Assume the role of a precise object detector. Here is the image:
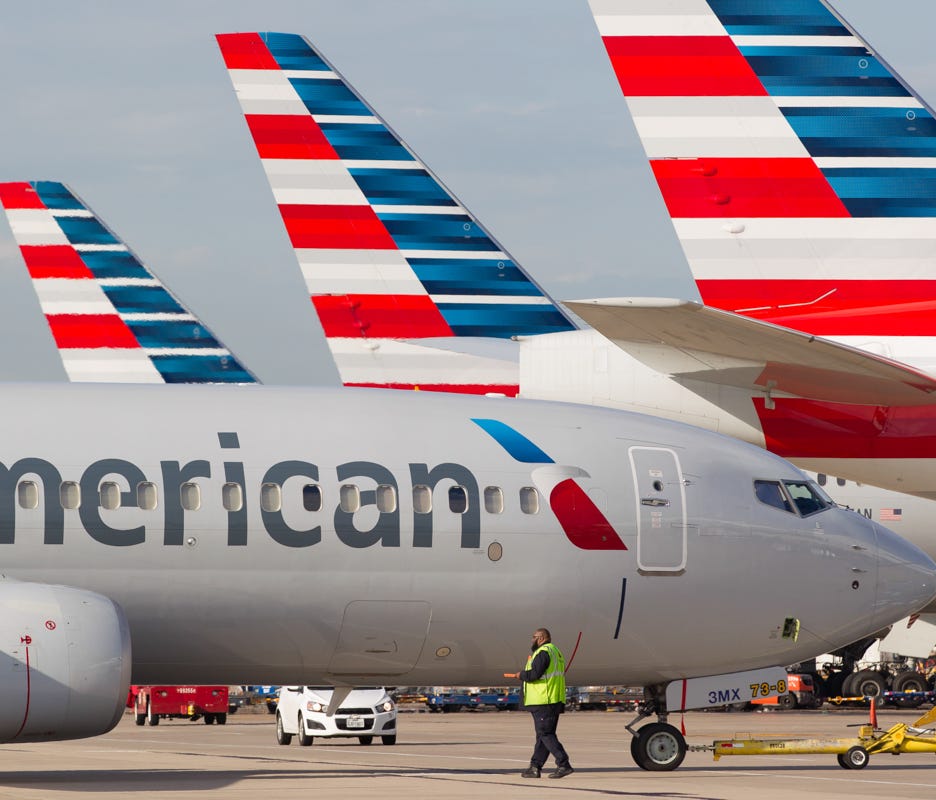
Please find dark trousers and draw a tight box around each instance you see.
[529,705,571,769]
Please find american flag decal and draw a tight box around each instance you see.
[880,508,903,522]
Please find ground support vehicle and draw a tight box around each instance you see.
[882,690,936,709]
[697,705,936,769]
[276,687,397,746]
[424,690,475,713]
[134,686,229,726]
[473,689,521,710]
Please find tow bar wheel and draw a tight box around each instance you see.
[631,722,687,771]
[837,745,869,770]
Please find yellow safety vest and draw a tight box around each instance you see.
[523,642,566,705]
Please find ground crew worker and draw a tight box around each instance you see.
[504,627,574,779]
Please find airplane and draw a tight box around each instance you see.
[578,0,936,498]
[0,25,932,775]
[0,380,932,772]
[209,27,936,566]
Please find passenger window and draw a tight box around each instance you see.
[449,486,468,514]
[376,484,397,513]
[413,485,432,514]
[302,484,322,512]
[754,480,794,513]
[100,481,121,511]
[817,473,827,486]
[261,483,282,513]
[340,484,360,513]
[180,482,201,511]
[137,481,158,511]
[836,477,846,487]
[519,486,540,515]
[784,481,830,517]
[60,481,80,510]
[222,483,243,512]
[484,486,504,514]
[17,481,38,510]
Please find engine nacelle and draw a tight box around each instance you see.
[0,579,131,742]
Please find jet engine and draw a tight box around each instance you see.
[0,579,131,742]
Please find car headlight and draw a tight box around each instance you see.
[307,701,324,713]
[381,700,395,712]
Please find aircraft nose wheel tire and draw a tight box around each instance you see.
[631,722,687,771]
[837,746,869,770]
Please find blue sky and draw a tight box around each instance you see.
[0,1,932,384]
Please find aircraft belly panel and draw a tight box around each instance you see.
[327,600,431,676]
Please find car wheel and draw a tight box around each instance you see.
[358,736,374,745]
[146,701,159,726]
[777,693,796,710]
[275,713,292,746]
[217,713,227,725]
[204,714,214,725]
[381,734,397,746]
[135,710,145,726]
[296,714,314,746]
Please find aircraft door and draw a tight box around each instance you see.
[629,446,687,573]
[328,600,431,676]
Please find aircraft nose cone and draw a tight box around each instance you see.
[873,521,936,626]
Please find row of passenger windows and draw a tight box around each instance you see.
[14,480,545,516]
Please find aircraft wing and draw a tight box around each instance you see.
[566,298,936,407]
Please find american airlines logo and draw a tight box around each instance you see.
[0,425,627,551]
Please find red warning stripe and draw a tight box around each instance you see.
[602,35,767,97]
[215,33,280,70]
[0,181,45,210]
[280,204,396,250]
[651,158,850,218]
[46,315,140,349]
[19,245,93,279]
[312,294,453,338]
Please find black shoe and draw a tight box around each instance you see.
[520,766,541,778]
[548,766,574,779]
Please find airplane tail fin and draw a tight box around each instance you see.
[588,0,936,339]
[215,32,576,394]
[0,181,256,383]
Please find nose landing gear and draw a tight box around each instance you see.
[626,690,687,771]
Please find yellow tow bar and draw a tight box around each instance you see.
[701,706,936,769]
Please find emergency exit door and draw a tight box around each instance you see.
[629,446,687,572]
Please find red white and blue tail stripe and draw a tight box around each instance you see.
[216,32,576,395]
[0,181,255,383]
[589,0,936,342]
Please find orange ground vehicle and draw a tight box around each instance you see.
[133,686,229,725]
[751,673,819,709]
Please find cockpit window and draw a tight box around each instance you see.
[783,481,831,517]
[754,480,794,513]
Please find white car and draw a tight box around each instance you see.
[275,687,397,746]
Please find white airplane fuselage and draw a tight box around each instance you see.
[3,383,932,691]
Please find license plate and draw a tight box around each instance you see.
[347,717,365,729]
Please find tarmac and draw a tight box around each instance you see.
[1,706,934,799]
